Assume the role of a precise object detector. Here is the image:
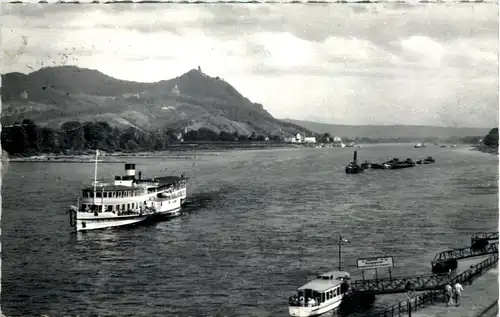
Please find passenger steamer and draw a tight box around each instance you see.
[67,151,187,232]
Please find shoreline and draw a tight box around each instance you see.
[1,142,331,162]
[471,144,499,155]
[2,142,486,163]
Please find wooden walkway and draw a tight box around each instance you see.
[407,264,498,317]
[370,255,498,317]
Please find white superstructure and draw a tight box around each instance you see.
[67,153,188,232]
[288,271,351,317]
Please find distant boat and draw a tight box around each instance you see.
[345,150,364,174]
[423,156,435,164]
[370,163,385,170]
[360,160,370,169]
[383,158,415,169]
[414,142,426,148]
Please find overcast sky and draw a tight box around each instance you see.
[2,3,498,127]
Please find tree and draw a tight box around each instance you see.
[219,131,236,141]
[320,133,332,143]
[483,128,498,148]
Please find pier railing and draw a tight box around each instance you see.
[474,298,499,317]
[471,232,499,245]
[432,241,498,263]
[353,273,450,294]
[370,254,498,317]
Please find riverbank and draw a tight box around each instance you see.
[472,144,499,155]
[1,142,330,162]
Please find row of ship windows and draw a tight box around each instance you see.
[83,189,186,199]
[83,202,142,212]
[82,199,179,212]
[83,191,137,198]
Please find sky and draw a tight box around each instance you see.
[1,3,499,128]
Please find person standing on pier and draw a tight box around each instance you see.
[444,283,453,306]
[453,282,464,307]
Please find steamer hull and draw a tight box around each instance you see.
[76,213,149,231]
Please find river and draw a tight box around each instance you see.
[2,144,498,317]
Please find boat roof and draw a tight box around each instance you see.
[82,175,187,191]
[298,271,350,292]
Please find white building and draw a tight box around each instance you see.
[304,136,316,143]
[171,84,180,96]
[332,136,345,147]
[285,133,316,143]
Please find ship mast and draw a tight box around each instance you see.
[93,149,99,205]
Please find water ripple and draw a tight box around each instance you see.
[2,146,498,317]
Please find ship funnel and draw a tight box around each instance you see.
[125,163,136,177]
[138,171,142,180]
[353,150,358,164]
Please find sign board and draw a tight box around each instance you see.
[357,256,394,270]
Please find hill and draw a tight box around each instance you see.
[1,66,309,137]
[283,119,490,140]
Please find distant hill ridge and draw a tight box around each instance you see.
[1,65,490,140]
[1,65,309,137]
[283,119,490,139]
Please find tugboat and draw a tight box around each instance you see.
[345,151,364,174]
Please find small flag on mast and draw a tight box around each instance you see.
[340,236,350,244]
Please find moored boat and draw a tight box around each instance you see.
[288,271,351,317]
[288,234,352,317]
[67,150,188,232]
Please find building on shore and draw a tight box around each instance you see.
[304,136,316,143]
[171,84,180,96]
[284,133,316,143]
[332,136,345,147]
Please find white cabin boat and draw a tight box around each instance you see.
[67,156,188,231]
[288,271,351,317]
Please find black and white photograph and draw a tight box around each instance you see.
[1,2,498,317]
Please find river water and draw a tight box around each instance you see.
[2,144,498,317]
